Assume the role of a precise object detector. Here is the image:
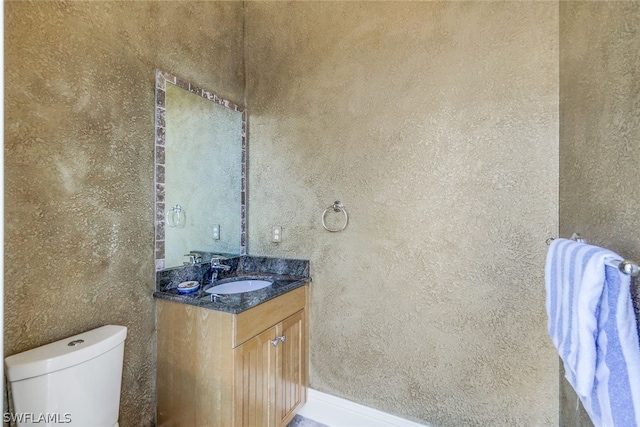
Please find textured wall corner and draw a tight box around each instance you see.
[4,2,244,426]
[246,2,559,426]
[559,2,640,426]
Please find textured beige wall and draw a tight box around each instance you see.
[4,2,244,426]
[246,2,559,426]
[559,2,640,426]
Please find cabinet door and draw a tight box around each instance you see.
[276,310,307,426]
[234,326,277,427]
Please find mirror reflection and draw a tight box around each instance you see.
[154,70,246,270]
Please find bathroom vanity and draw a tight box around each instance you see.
[152,70,310,426]
[154,256,310,427]
[156,286,308,427]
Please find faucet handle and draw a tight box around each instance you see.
[184,253,202,265]
[210,257,231,271]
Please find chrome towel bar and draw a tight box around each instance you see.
[546,233,640,277]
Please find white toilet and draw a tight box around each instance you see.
[5,325,127,427]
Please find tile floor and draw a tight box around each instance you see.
[287,414,329,427]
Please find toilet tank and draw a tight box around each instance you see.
[5,325,127,427]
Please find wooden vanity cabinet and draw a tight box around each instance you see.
[235,309,306,426]
[157,285,308,427]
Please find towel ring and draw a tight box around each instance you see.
[322,201,348,232]
[166,204,186,228]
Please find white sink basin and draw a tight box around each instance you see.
[204,280,272,295]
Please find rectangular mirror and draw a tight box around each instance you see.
[154,70,246,271]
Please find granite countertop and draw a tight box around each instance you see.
[153,256,310,314]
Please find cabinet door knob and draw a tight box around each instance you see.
[270,336,285,346]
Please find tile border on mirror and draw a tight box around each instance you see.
[154,69,247,271]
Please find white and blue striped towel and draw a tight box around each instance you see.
[546,238,640,426]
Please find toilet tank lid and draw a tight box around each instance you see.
[5,325,127,382]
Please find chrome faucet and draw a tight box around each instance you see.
[183,253,202,266]
[209,257,231,282]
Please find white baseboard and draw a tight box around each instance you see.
[297,389,430,427]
